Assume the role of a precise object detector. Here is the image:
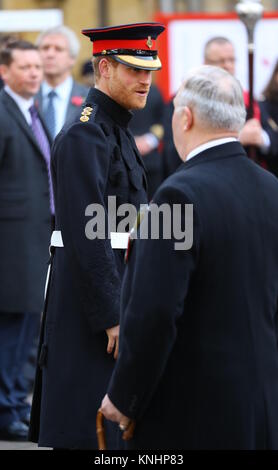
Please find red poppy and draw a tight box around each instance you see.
[71,96,84,106]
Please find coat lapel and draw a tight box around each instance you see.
[2,90,51,158]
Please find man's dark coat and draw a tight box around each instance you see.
[108,141,278,450]
[0,90,51,313]
[29,88,148,449]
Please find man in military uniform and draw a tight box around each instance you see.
[29,22,165,450]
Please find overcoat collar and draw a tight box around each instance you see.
[180,141,247,172]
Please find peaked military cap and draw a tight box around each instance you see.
[82,22,165,71]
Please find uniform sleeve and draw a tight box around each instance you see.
[53,121,121,333]
[107,183,201,419]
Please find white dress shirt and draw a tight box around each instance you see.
[41,76,73,137]
[4,85,34,125]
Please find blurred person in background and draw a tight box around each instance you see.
[0,34,19,89]
[259,60,278,178]
[163,36,272,178]
[80,59,95,88]
[36,26,89,139]
[0,41,52,441]
[129,83,165,200]
[204,37,271,167]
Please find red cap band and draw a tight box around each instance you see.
[92,38,156,54]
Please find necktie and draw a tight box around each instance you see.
[29,105,55,214]
[44,90,56,139]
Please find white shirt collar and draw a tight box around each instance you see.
[4,85,34,122]
[186,137,238,162]
[41,76,73,100]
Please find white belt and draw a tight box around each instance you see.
[45,231,64,298]
[110,232,129,250]
[51,230,64,247]
[50,230,129,250]
[45,230,129,299]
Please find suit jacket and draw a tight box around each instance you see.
[36,80,89,131]
[108,141,278,449]
[0,90,51,313]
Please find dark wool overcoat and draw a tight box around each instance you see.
[108,141,278,450]
[29,88,148,449]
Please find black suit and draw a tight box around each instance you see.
[0,89,51,429]
[108,141,278,449]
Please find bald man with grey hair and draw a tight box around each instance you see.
[101,65,278,449]
[174,65,246,133]
[171,65,246,162]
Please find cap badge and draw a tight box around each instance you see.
[80,115,90,123]
[146,36,153,49]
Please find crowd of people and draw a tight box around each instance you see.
[0,18,278,450]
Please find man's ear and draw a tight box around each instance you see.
[98,58,112,79]
[183,106,193,131]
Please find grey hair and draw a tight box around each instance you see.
[36,25,80,59]
[175,65,246,132]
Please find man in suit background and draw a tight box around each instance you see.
[0,41,52,441]
[163,36,272,179]
[36,26,89,139]
[204,37,271,166]
[101,65,278,449]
